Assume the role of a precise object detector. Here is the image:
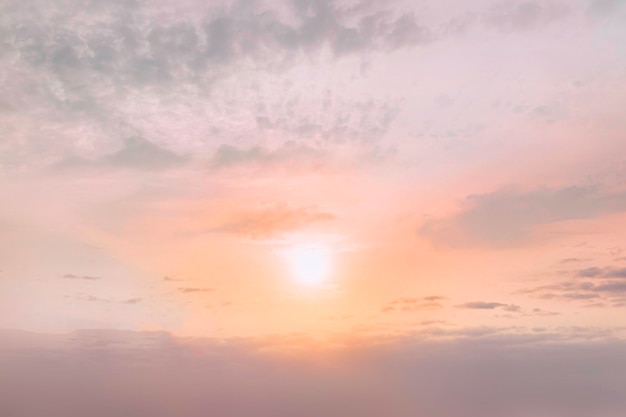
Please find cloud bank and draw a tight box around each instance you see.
[2,329,626,417]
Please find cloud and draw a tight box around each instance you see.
[382,296,445,312]
[456,301,521,312]
[595,281,626,293]
[560,257,585,264]
[209,141,324,171]
[163,276,184,282]
[101,137,186,170]
[70,295,144,305]
[62,274,102,281]
[576,267,605,277]
[56,137,186,171]
[483,1,571,32]
[210,203,335,239]
[587,0,626,17]
[0,0,426,173]
[2,328,626,417]
[420,186,626,247]
[177,287,214,294]
[83,295,108,303]
[520,281,597,299]
[575,266,626,279]
[520,279,626,306]
[528,308,559,317]
[1,0,427,89]
[606,268,626,278]
[253,99,400,146]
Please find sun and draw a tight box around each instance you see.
[284,245,332,286]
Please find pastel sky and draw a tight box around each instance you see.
[1,0,626,415]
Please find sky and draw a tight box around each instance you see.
[1,0,626,415]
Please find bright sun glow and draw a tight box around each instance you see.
[285,246,332,286]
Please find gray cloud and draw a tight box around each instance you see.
[62,274,102,281]
[102,137,186,170]
[1,0,426,89]
[605,268,626,278]
[575,266,626,279]
[210,141,324,171]
[2,328,626,417]
[520,278,626,307]
[484,1,571,32]
[420,186,626,247]
[253,99,401,145]
[595,281,626,293]
[563,257,585,263]
[587,0,626,17]
[576,267,605,277]
[528,307,559,317]
[457,301,521,312]
[55,137,187,171]
[0,0,426,172]
[560,257,586,264]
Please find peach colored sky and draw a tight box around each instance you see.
[2,0,626,343]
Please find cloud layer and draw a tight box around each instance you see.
[2,329,626,417]
[0,0,425,172]
[420,186,626,247]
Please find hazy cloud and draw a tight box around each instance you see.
[63,274,102,281]
[587,0,626,17]
[420,186,626,247]
[559,257,585,264]
[163,276,184,282]
[484,1,571,32]
[177,287,215,294]
[576,267,605,277]
[595,281,626,293]
[2,329,626,417]
[0,0,425,173]
[102,137,186,170]
[210,142,324,171]
[55,137,186,172]
[575,266,626,279]
[211,203,335,239]
[382,296,446,312]
[520,279,626,306]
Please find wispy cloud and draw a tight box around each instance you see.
[62,274,102,281]
[456,301,521,312]
[163,276,185,282]
[209,142,324,171]
[210,203,335,239]
[575,266,626,279]
[520,278,626,307]
[0,0,425,173]
[177,288,214,294]
[381,296,445,312]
